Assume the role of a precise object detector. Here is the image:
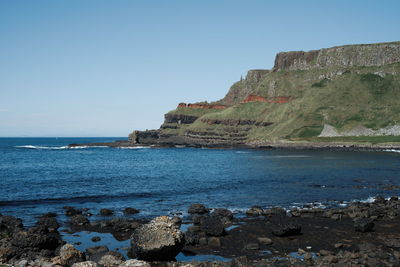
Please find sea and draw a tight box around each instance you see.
[1,137,400,258]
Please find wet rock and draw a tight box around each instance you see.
[271,222,301,237]
[208,237,221,247]
[0,215,23,234]
[198,237,208,246]
[86,246,109,262]
[64,207,83,217]
[263,207,287,217]
[188,204,209,215]
[71,215,89,226]
[374,196,386,204]
[119,259,150,267]
[171,216,182,227]
[191,215,203,225]
[184,231,200,246]
[91,236,101,242]
[37,216,60,232]
[187,225,201,232]
[129,216,185,261]
[257,237,272,245]
[244,243,259,250]
[354,218,374,232]
[246,206,263,216]
[59,244,86,266]
[11,228,61,250]
[200,216,225,236]
[98,254,123,267]
[100,209,114,217]
[71,261,98,267]
[123,208,140,215]
[212,208,233,220]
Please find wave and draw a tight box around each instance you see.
[384,149,400,153]
[118,146,151,149]
[15,145,108,150]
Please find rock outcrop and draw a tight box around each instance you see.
[129,41,400,147]
[129,216,184,261]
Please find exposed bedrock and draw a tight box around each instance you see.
[128,216,185,261]
[273,41,400,71]
[164,114,199,124]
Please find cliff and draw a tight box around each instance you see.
[130,41,400,147]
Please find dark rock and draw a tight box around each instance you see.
[71,215,89,226]
[271,222,301,237]
[212,208,233,220]
[37,216,60,232]
[42,212,58,218]
[200,216,225,236]
[263,207,287,217]
[188,204,209,215]
[11,228,61,250]
[246,206,264,216]
[59,244,86,266]
[354,218,375,232]
[99,209,114,216]
[91,236,101,242]
[64,207,83,217]
[0,215,24,235]
[129,216,185,261]
[184,231,200,246]
[171,216,182,227]
[244,243,259,250]
[123,208,140,215]
[192,215,203,225]
[208,237,221,247]
[374,196,386,204]
[86,246,109,262]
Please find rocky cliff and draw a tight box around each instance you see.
[130,41,400,147]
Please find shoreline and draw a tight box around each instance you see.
[2,195,400,266]
[68,139,400,152]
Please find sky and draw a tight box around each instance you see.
[0,0,399,137]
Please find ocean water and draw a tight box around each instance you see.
[1,137,400,226]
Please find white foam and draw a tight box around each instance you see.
[15,145,108,150]
[118,146,150,149]
[384,149,400,153]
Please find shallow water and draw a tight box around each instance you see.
[1,137,400,226]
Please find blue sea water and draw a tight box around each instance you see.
[1,137,400,227]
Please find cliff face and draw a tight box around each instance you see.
[273,42,400,71]
[130,41,400,147]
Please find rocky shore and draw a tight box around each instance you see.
[2,196,400,266]
[68,138,400,152]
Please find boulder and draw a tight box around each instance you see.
[71,261,98,267]
[212,208,233,220]
[71,215,89,226]
[129,216,185,261]
[37,216,60,232]
[0,215,23,234]
[100,209,114,216]
[98,254,123,267]
[64,207,83,217]
[119,260,151,267]
[188,204,209,215]
[246,206,264,216]
[200,216,225,236]
[123,208,140,215]
[271,222,301,237]
[59,244,86,266]
[184,231,200,246]
[354,218,375,232]
[86,246,109,262]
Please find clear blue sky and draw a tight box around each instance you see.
[1,0,399,137]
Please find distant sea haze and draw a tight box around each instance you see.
[1,137,400,226]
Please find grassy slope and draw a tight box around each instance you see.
[160,63,400,144]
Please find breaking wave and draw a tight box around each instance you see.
[15,145,108,150]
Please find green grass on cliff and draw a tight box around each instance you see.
[160,62,400,143]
